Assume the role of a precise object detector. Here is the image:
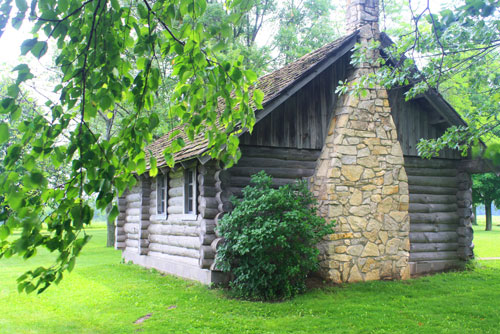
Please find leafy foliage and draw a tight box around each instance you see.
[272,0,340,67]
[196,0,341,74]
[215,172,334,301]
[0,0,261,293]
[472,173,500,206]
[388,0,500,160]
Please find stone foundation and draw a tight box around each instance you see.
[311,0,410,283]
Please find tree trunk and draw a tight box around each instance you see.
[472,204,477,225]
[106,202,115,247]
[485,201,493,231]
[105,115,116,247]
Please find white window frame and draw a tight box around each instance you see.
[156,172,168,217]
[183,167,197,217]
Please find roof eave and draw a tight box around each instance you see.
[195,32,359,165]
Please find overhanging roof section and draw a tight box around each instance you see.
[147,32,359,168]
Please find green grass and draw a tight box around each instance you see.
[1,228,500,333]
[473,215,500,258]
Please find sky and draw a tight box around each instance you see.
[0,0,455,103]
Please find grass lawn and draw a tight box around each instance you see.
[473,215,500,258]
[1,225,500,333]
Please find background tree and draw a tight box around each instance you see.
[472,173,500,231]
[272,0,340,67]
[197,0,341,74]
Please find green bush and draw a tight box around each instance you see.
[215,171,334,301]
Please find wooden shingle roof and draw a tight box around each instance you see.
[147,32,358,168]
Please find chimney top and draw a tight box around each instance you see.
[346,0,380,37]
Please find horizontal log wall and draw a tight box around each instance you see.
[115,195,127,250]
[147,167,203,265]
[139,176,151,255]
[208,146,321,272]
[210,163,232,272]
[198,161,219,269]
[456,170,474,261]
[240,56,349,149]
[227,145,322,197]
[389,89,461,159]
[124,184,142,254]
[405,156,471,275]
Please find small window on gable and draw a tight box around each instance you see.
[184,168,197,215]
[157,173,168,216]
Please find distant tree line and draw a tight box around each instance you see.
[472,173,500,231]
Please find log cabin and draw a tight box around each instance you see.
[115,0,476,284]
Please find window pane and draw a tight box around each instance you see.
[184,168,196,214]
[157,175,166,215]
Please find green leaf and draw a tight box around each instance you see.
[0,225,10,240]
[67,257,76,272]
[231,68,242,81]
[212,41,226,53]
[111,0,120,11]
[149,157,158,177]
[58,0,68,12]
[137,3,148,19]
[108,205,119,223]
[15,0,28,12]
[171,137,185,151]
[29,0,37,17]
[253,89,264,107]
[136,158,146,174]
[244,70,258,82]
[30,41,48,59]
[20,38,37,55]
[7,84,20,98]
[25,283,36,294]
[12,13,24,30]
[12,63,30,72]
[0,123,9,144]
[192,114,202,127]
[194,0,206,15]
[29,171,46,186]
[137,57,148,70]
[17,282,28,293]
[99,95,113,110]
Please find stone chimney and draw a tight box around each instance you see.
[346,0,380,36]
[311,0,410,283]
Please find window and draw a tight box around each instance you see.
[184,168,197,214]
[157,173,168,216]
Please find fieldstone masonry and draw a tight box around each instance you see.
[311,0,410,282]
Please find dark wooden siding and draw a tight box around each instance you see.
[406,157,463,275]
[389,89,462,159]
[240,56,350,149]
[227,145,321,197]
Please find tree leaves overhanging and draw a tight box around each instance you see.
[0,0,262,293]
